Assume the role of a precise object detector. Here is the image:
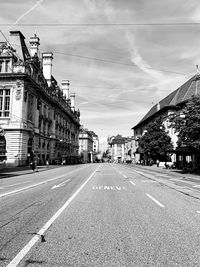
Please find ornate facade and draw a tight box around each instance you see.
[0,31,80,166]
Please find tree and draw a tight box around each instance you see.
[138,116,173,163]
[169,95,200,151]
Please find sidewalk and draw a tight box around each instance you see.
[0,164,60,179]
[124,163,200,180]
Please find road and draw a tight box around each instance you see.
[1,163,200,266]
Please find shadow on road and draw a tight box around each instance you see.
[0,166,57,179]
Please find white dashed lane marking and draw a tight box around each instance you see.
[146,194,165,208]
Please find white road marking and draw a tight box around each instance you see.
[130,181,136,186]
[0,165,89,198]
[51,179,70,189]
[116,186,125,190]
[146,194,165,208]
[141,180,157,183]
[0,176,66,198]
[92,185,126,190]
[6,165,101,267]
[123,175,127,178]
[193,185,200,188]
[197,211,200,214]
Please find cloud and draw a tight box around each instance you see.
[3,0,44,32]
[126,31,164,81]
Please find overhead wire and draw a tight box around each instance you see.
[53,51,187,76]
[0,22,200,26]
[0,26,192,77]
[0,28,194,107]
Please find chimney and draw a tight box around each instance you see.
[29,33,40,57]
[61,80,70,99]
[70,93,75,112]
[42,52,53,87]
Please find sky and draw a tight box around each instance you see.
[1,0,200,150]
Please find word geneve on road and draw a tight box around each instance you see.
[92,185,126,190]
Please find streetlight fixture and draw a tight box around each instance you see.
[180,113,185,118]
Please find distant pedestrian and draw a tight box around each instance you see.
[30,161,35,172]
[34,159,38,172]
[156,159,160,167]
[46,160,49,168]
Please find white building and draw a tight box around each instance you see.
[107,135,126,162]
[131,73,200,166]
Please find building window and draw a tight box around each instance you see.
[0,89,10,117]
[27,94,34,121]
[0,60,10,73]
[5,60,10,72]
[0,61,3,72]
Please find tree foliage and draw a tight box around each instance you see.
[138,116,173,161]
[169,95,200,151]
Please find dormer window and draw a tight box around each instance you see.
[5,60,10,72]
[0,59,11,73]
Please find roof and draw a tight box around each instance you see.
[79,128,93,139]
[110,135,127,145]
[9,31,30,61]
[132,74,200,129]
[87,130,98,137]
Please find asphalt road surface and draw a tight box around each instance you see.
[1,163,200,266]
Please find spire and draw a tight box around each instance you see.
[196,64,199,75]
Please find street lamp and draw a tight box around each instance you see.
[180,113,185,118]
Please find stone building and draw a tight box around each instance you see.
[79,128,94,163]
[0,31,80,166]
